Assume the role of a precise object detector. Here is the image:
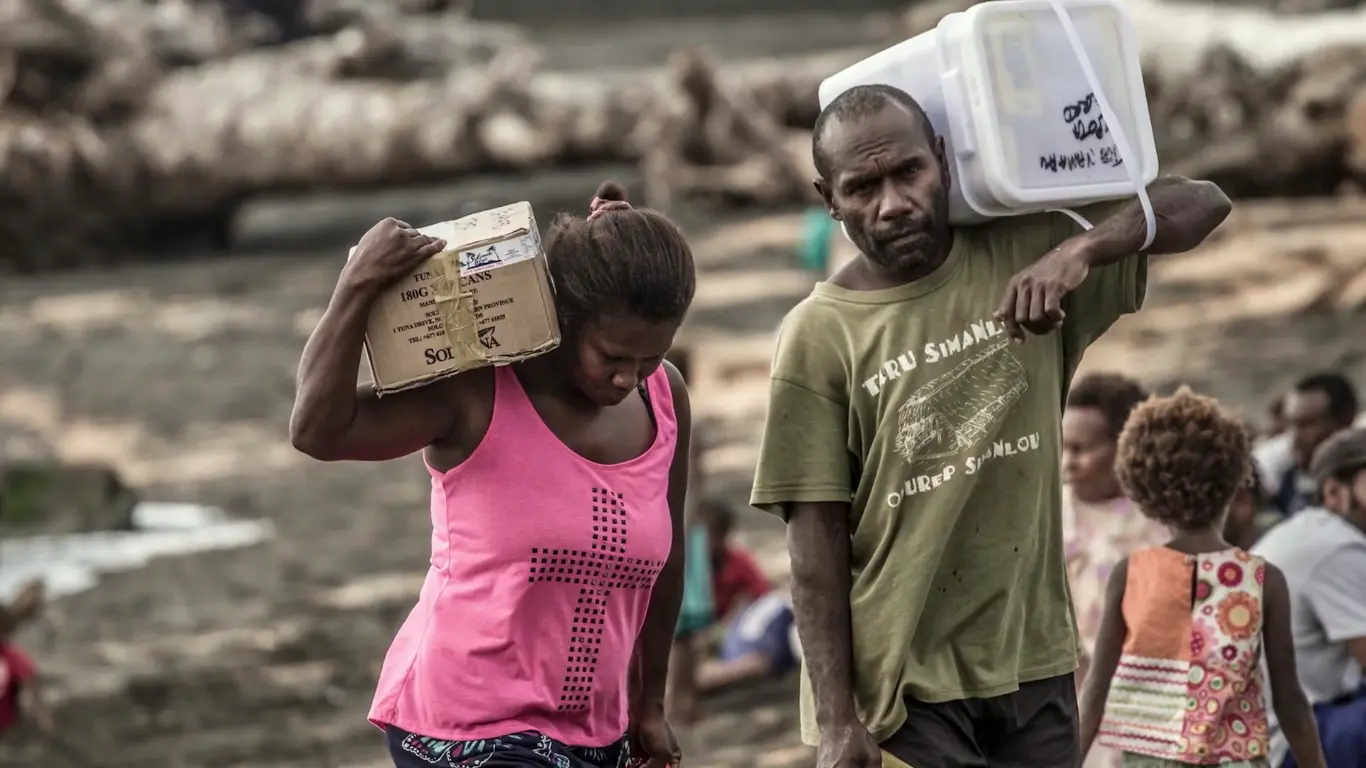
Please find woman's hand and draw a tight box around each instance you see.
[341,218,447,296]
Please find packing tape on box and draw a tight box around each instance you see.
[432,249,486,365]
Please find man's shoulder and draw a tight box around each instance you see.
[772,292,857,367]
[955,212,1058,251]
[780,289,859,328]
[1254,508,1366,564]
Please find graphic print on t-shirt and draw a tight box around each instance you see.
[863,318,1042,512]
[894,337,1027,467]
[526,486,666,713]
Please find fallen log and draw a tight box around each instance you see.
[0,41,866,272]
[637,48,822,210]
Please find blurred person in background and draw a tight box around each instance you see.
[291,182,693,768]
[1267,394,1289,438]
[1253,428,1366,768]
[1061,373,1166,768]
[1253,393,1293,495]
[0,581,52,740]
[1223,458,1278,550]
[667,498,799,722]
[698,499,797,690]
[1274,373,1358,517]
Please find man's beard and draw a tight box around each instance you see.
[865,194,949,271]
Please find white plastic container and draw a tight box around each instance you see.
[819,0,1159,241]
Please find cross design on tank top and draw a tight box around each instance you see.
[527,486,665,712]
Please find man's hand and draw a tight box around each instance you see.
[817,722,883,768]
[628,704,682,767]
[341,218,447,295]
[994,239,1090,342]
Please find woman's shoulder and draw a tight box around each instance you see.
[660,359,691,426]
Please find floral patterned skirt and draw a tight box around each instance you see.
[387,726,636,768]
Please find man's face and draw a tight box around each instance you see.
[816,104,951,273]
[1322,466,1366,521]
[1285,389,1345,470]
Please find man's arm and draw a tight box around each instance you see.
[751,302,878,764]
[631,361,691,716]
[995,177,1230,342]
[1304,545,1366,668]
[1348,637,1366,668]
[787,500,858,729]
[1074,176,1231,265]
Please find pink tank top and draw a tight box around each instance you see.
[369,365,678,746]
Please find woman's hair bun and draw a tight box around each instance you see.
[594,180,628,202]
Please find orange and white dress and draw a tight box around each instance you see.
[1098,547,1271,765]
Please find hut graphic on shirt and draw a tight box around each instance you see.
[893,337,1027,468]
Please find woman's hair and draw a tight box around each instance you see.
[544,181,696,330]
[1115,386,1252,530]
[1066,372,1150,440]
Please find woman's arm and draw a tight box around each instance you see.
[1079,558,1129,758]
[632,361,692,716]
[290,218,458,462]
[1262,563,1328,768]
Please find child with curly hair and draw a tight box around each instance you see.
[1079,387,1327,768]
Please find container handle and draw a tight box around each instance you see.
[1044,0,1156,252]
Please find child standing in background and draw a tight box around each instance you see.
[1079,388,1327,768]
[0,581,52,739]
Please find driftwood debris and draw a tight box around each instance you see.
[13,0,1366,271]
[0,0,862,271]
[636,48,827,210]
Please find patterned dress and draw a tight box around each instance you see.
[1098,547,1271,766]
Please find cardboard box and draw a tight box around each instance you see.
[351,201,561,395]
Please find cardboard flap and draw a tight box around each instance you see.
[421,202,531,250]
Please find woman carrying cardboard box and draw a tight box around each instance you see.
[291,181,696,768]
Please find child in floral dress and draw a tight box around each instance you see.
[1078,388,1328,768]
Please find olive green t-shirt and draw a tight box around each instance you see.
[750,204,1145,745]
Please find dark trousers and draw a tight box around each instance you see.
[1281,686,1366,768]
[387,726,634,768]
[881,674,1080,768]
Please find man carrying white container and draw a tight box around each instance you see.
[750,84,1231,767]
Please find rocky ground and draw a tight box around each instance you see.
[2,170,1365,767]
